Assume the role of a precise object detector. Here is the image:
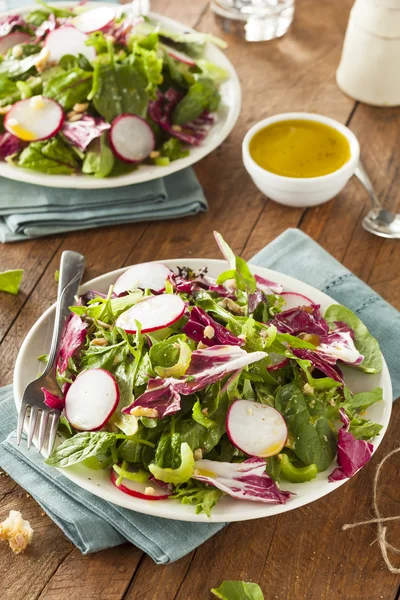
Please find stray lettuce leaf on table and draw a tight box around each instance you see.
[0,269,23,295]
[211,581,264,600]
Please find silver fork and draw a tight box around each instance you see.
[17,251,86,454]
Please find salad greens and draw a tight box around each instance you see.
[0,1,229,176]
[211,581,264,600]
[44,232,384,515]
[0,268,23,294]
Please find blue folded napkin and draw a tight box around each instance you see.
[0,229,398,563]
[0,169,208,243]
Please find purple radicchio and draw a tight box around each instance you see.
[0,15,27,36]
[254,274,283,295]
[183,306,244,347]
[34,13,56,40]
[62,115,111,151]
[57,312,87,374]
[329,409,374,482]
[248,290,267,314]
[317,322,364,367]
[148,89,214,146]
[0,132,21,159]
[271,304,329,336]
[292,348,345,384]
[168,270,235,298]
[42,387,65,411]
[123,345,266,418]
[193,457,292,504]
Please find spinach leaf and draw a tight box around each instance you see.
[0,55,38,80]
[211,581,264,600]
[154,431,182,468]
[92,62,148,122]
[45,432,118,467]
[172,480,223,517]
[118,423,164,468]
[172,77,220,125]
[82,133,115,178]
[43,67,92,110]
[18,138,79,175]
[324,305,382,374]
[0,269,23,295]
[275,382,336,472]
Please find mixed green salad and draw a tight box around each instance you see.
[42,232,384,516]
[0,1,228,177]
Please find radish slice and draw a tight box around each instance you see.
[280,291,314,311]
[0,31,31,55]
[109,114,155,163]
[45,26,96,63]
[4,96,64,141]
[65,369,119,431]
[162,44,196,67]
[226,400,287,458]
[266,353,289,372]
[110,468,170,500]
[116,294,185,334]
[72,6,116,33]
[114,262,172,296]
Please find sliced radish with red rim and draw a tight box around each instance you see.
[116,294,185,334]
[226,399,287,458]
[72,6,116,33]
[280,291,314,311]
[114,262,172,296]
[266,353,289,372]
[0,31,31,55]
[161,44,196,67]
[109,114,155,163]
[110,469,170,500]
[65,369,119,431]
[45,26,96,62]
[4,96,64,141]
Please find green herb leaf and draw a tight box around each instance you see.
[0,269,23,295]
[172,479,223,517]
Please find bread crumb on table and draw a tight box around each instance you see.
[0,510,33,554]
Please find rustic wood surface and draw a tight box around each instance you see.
[1,0,399,598]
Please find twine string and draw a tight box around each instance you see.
[342,446,400,574]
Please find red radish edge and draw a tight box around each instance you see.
[116,295,186,334]
[110,468,170,500]
[4,97,64,142]
[113,262,172,296]
[280,291,314,310]
[65,368,119,431]
[73,6,116,33]
[226,400,288,458]
[162,44,196,67]
[0,31,31,54]
[109,114,155,164]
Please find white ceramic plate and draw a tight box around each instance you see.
[14,260,392,522]
[0,2,241,189]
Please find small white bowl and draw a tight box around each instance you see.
[242,112,360,208]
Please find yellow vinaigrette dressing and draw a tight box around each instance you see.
[249,119,351,178]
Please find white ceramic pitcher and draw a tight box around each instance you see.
[336,0,400,107]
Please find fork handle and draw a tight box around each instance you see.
[43,251,86,377]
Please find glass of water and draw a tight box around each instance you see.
[211,0,295,42]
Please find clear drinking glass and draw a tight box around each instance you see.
[211,0,295,42]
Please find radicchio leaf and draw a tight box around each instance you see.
[254,274,283,295]
[0,132,21,159]
[42,387,65,411]
[62,115,111,151]
[183,306,244,347]
[193,457,292,504]
[317,323,364,366]
[123,345,266,418]
[57,312,87,374]
[271,304,329,336]
[329,409,374,482]
[34,13,56,40]
[248,290,267,314]
[168,270,235,298]
[0,15,27,37]
[292,348,345,384]
[148,89,214,146]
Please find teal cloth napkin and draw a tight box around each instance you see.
[0,169,208,243]
[0,229,398,563]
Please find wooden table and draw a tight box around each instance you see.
[1,0,400,598]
